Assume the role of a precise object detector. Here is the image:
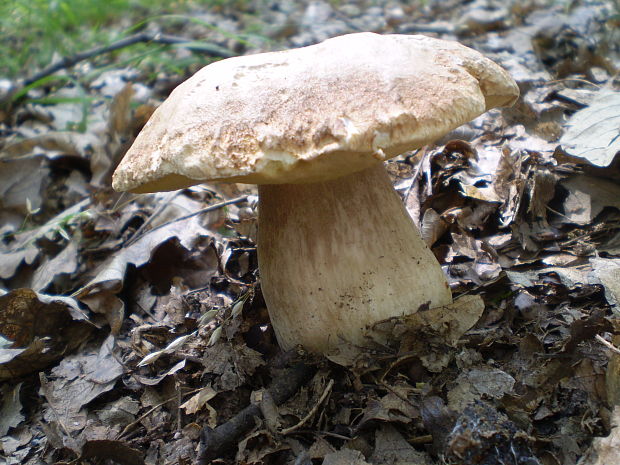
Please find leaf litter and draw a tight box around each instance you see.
[1,0,620,464]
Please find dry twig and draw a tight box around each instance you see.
[23,32,234,87]
[281,378,334,435]
[595,334,620,355]
[125,195,248,247]
[197,362,314,464]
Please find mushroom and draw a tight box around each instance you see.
[113,33,518,354]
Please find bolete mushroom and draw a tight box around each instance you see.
[113,33,518,354]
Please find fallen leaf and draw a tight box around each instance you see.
[0,156,48,215]
[404,294,485,347]
[76,194,217,332]
[590,257,620,308]
[560,175,620,225]
[138,332,195,367]
[370,424,431,465]
[560,90,620,167]
[180,386,217,416]
[0,383,24,436]
[447,366,516,411]
[31,241,79,291]
[39,335,123,433]
[133,359,186,386]
[0,246,38,280]
[0,289,92,379]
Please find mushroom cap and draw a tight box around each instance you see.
[112,32,518,193]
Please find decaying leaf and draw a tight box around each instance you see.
[31,240,79,291]
[0,157,48,215]
[202,342,265,391]
[445,401,540,464]
[0,246,38,280]
[357,385,419,428]
[235,428,287,465]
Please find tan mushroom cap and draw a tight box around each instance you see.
[112,32,518,193]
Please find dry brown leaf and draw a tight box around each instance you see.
[180,386,218,426]
[404,294,485,347]
[0,289,92,379]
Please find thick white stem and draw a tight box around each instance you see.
[258,163,452,353]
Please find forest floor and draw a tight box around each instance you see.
[1,0,620,464]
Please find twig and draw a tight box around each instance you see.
[398,23,454,35]
[125,195,248,247]
[544,78,601,88]
[331,10,364,31]
[281,379,334,435]
[596,334,620,356]
[379,353,417,383]
[176,377,183,432]
[410,434,434,444]
[124,191,179,247]
[117,396,172,439]
[301,430,352,441]
[22,31,234,88]
[117,386,204,439]
[197,362,315,464]
[379,379,420,413]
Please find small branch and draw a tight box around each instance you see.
[124,191,180,247]
[595,334,620,356]
[398,23,454,35]
[19,31,235,89]
[116,386,204,439]
[125,195,248,247]
[281,378,334,435]
[196,362,315,464]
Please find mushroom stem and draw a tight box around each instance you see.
[258,163,452,353]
